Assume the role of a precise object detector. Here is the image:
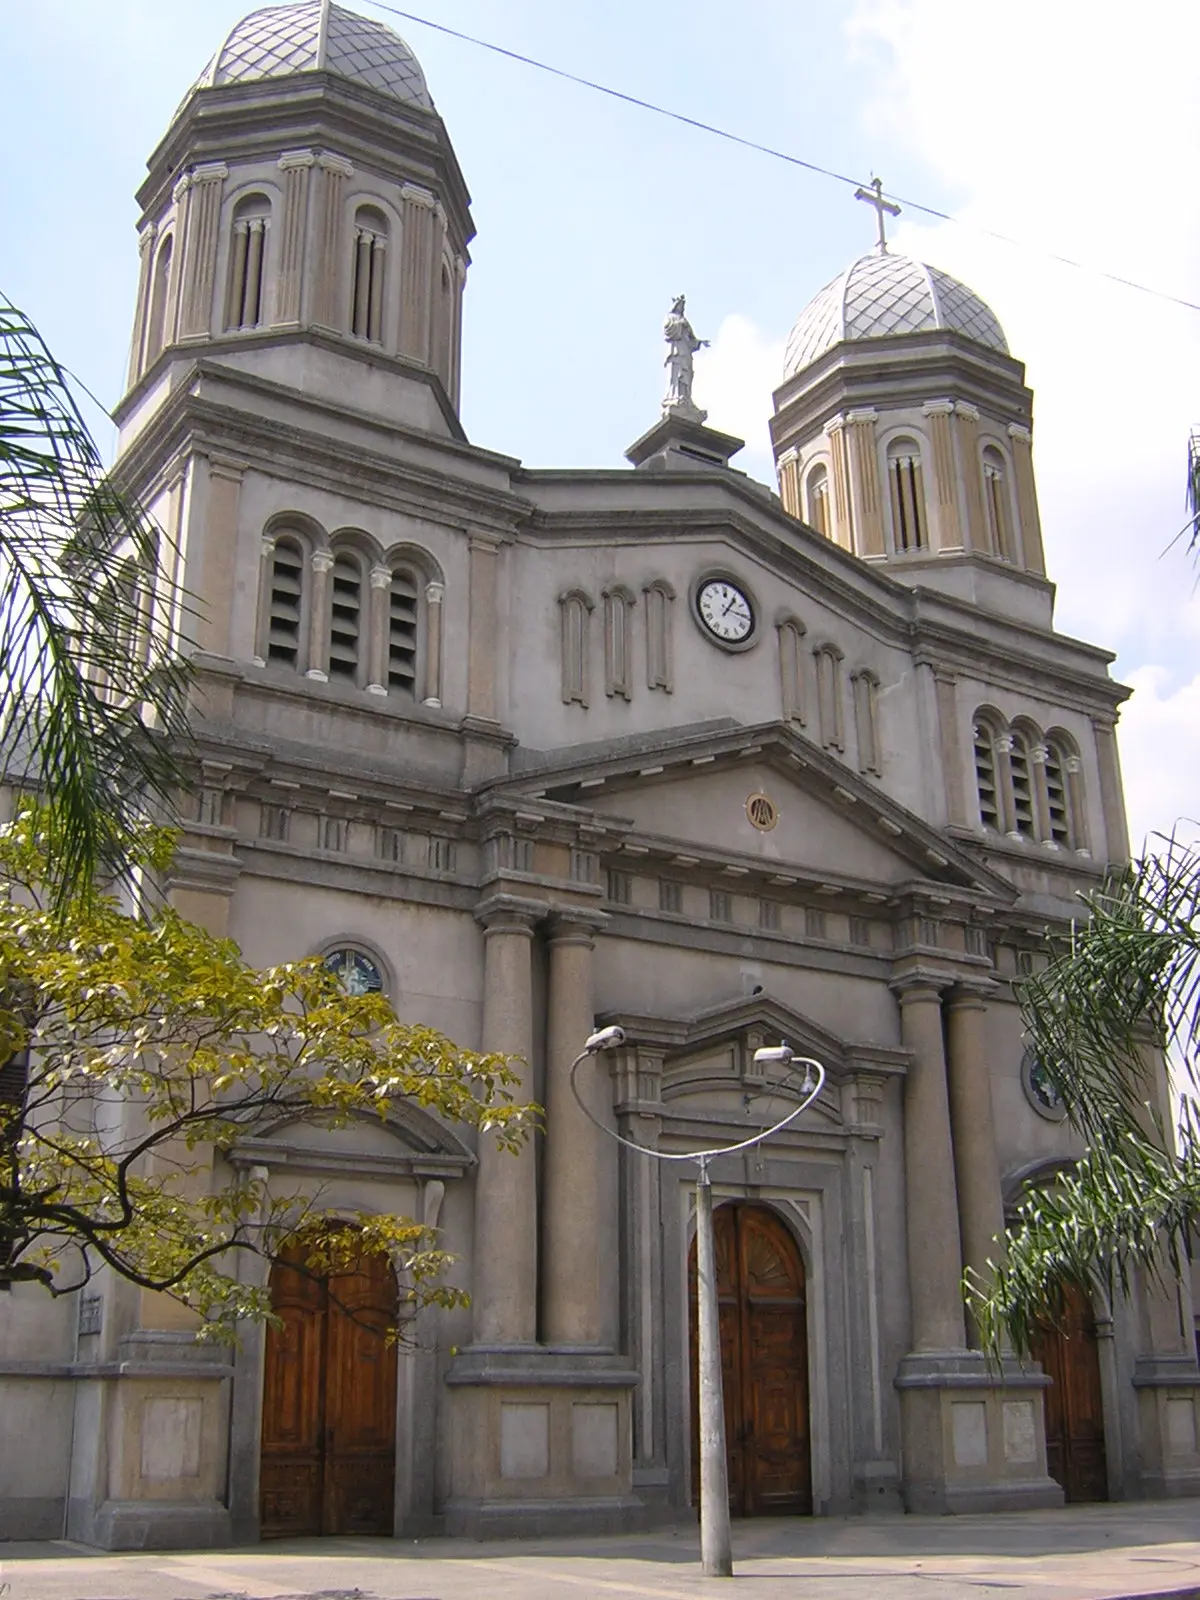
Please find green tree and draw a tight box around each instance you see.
[970,835,1200,1358]
[0,804,533,1338]
[0,299,190,905]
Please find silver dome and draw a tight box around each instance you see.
[189,1,432,111]
[783,250,1007,378]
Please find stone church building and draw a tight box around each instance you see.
[3,0,1199,1548]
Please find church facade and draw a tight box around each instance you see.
[2,0,1199,1548]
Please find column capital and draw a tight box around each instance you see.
[944,978,999,1010]
[278,148,317,170]
[311,549,335,573]
[922,399,955,417]
[1029,742,1048,764]
[317,152,354,177]
[1007,422,1033,444]
[425,580,445,605]
[400,182,437,209]
[190,161,229,184]
[547,906,609,944]
[825,411,847,434]
[474,893,547,934]
[954,401,980,422]
[260,537,276,559]
[890,970,949,1004]
[369,565,392,589]
[846,407,878,426]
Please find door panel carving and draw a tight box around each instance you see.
[690,1202,812,1516]
[1031,1283,1108,1503]
[261,1239,399,1537]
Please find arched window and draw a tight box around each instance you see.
[777,616,807,726]
[813,643,844,751]
[886,438,927,552]
[328,553,365,682]
[145,234,174,365]
[388,567,419,695]
[1044,734,1088,853]
[351,205,387,343]
[558,589,593,707]
[805,464,830,538]
[982,445,1014,561]
[602,585,635,701]
[434,261,453,385]
[1007,727,1036,839]
[226,193,271,330]
[851,669,882,776]
[266,536,305,667]
[643,579,674,692]
[973,719,1002,831]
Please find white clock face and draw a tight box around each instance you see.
[697,578,754,644]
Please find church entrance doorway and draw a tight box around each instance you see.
[1031,1284,1108,1503]
[260,1237,399,1537]
[689,1201,812,1516]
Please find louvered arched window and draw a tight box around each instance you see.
[805,464,830,538]
[351,205,387,343]
[388,567,419,695]
[887,437,927,552]
[973,719,1001,831]
[328,553,365,682]
[145,234,174,365]
[226,193,271,330]
[1007,728,1036,839]
[266,537,305,667]
[982,445,1014,561]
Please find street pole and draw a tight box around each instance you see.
[695,1155,732,1577]
[570,1029,823,1584]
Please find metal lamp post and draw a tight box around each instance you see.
[570,1027,825,1579]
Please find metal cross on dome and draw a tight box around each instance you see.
[854,175,902,253]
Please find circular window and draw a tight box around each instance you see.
[324,948,384,996]
[1021,1048,1067,1122]
[746,792,779,832]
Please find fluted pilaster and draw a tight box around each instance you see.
[846,409,885,557]
[177,163,228,340]
[1008,424,1046,575]
[399,182,436,364]
[275,150,315,326]
[923,400,962,551]
[311,154,353,330]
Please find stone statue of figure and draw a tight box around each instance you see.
[663,294,709,418]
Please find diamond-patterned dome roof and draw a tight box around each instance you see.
[188,1,432,111]
[783,251,1007,378]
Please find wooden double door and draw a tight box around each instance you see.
[689,1202,812,1516]
[260,1240,399,1537]
[1031,1284,1108,1503]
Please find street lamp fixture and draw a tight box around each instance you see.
[569,1030,825,1579]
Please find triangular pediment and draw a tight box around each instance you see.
[495,721,1011,902]
[231,1103,474,1180]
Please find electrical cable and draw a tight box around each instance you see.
[362,0,1200,317]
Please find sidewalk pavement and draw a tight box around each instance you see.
[2,1500,1199,1600]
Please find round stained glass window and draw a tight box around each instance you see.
[1021,1048,1067,1122]
[324,948,384,997]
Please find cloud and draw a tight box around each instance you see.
[693,314,785,483]
[1116,667,1200,858]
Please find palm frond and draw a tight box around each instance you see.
[0,298,192,903]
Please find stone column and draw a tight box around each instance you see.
[923,400,963,551]
[1091,715,1130,863]
[895,977,967,1352]
[1029,743,1054,847]
[196,454,245,658]
[777,449,800,518]
[1008,425,1046,575]
[955,403,989,554]
[127,224,156,388]
[827,417,854,551]
[305,550,333,680]
[275,149,315,326]
[177,162,228,340]
[422,580,444,706]
[846,409,886,558]
[399,182,436,364]
[311,153,353,330]
[541,912,617,1349]
[932,668,969,828]
[253,536,275,665]
[366,564,391,695]
[945,985,1006,1334]
[472,900,540,1346]
[467,534,499,721]
[995,732,1018,836]
[1065,753,1091,854]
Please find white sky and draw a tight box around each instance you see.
[3,0,1197,856]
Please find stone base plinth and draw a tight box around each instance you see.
[445,1345,646,1538]
[896,1351,1064,1514]
[1133,1358,1200,1499]
[71,1498,232,1550]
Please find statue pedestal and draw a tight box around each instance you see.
[626,410,744,473]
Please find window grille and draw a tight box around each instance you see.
[226,195,270,330]
[849,915,871,947]
[328,556,362,681]
[260,804,290,841]
[351,208,387,342]
[1009,735,1035,837]
[805,906,826,939]
[321,816,346,852]
[709,889,733,923]
[377,826,403,863]
[759,899,780,931]
[430,837,456,872]
[973,723,1000,830]
[607,869,633,905]
[267,539,304,665]
[1044,745,1071,846]
[659,879,682,914]
[887,441,927,551]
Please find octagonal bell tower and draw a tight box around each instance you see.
[120,0,473,443]
[771,237,1049,622]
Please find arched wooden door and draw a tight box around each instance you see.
[689,1202,812,1516]
[1031,1284,1108,1503]
[260,1239,399,1537]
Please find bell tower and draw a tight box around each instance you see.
[770,198,1048,617]
[119,0,473,443]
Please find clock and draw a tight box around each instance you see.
[694,576,756,646]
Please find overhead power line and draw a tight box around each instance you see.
[364,1,1200,318]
